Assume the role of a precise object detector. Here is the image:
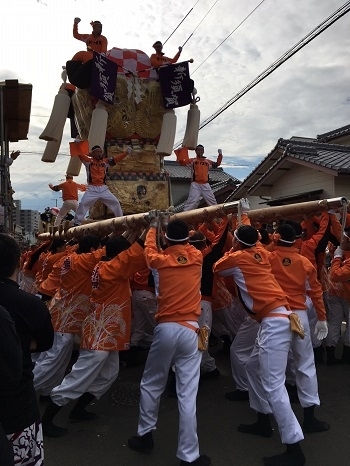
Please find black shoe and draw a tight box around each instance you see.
[69,393,98,422]
[303,405,330,433]
[225,390,249,401]
[42,420,68,437]
[180,454,211,465]
[303,418,330,433]
[128,431,154,453]
[200,368,220,380]
[69,409,98,421]
[238,413,273,438]
[263,442,305,466]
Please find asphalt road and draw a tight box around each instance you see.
[42,342,350,466]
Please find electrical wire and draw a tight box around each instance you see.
[191,0,220,35]
[192,0,266,75]
[174,0,350,148]
[180,0,220,49]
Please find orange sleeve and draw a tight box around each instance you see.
[111,151,128,164]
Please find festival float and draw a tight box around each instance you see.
[37,23,349,239]
[39,31,199,233]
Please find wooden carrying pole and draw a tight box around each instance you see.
[38,197,348,240]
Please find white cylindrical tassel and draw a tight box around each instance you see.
[41,136,62,163]
[156,109,177,156]
[39,88,71,142]
[88,101,108,150]
[182,104,200,150]
[66,156,82,176]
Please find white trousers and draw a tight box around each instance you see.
[51,349,120,406]
[212,298,247,339]
[131,290,157,347]
[54,199,79,226]
[290,310,320,407]
[324,294,350,347]
[246,307,304,445]
[183,182,217,211]
[230,317,259,391]
[33,332,75,395]
[199,300,216,373]
[74,185,123,225]
[137,322,201,463]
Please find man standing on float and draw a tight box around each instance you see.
[73,18,108,53]
[73,145,131,226]
[176,145,223,211]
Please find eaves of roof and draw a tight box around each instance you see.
[227,138,350,200]
[317,124,350,142]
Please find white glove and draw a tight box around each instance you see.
[148,210,159,228]
[126,146,132,155]
[218,149,222,155]
[239,198,250,213]
[333,246,344,259]
[74,17,81,24]
[314,320,328,341]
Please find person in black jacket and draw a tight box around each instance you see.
[0,305,22,466]
[0,234,54,465]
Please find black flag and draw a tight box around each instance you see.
[90,52,118,104]
[158,61,194,109]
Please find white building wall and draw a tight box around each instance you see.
[270,165,334,199]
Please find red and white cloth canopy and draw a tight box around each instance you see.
[106,48,158,79]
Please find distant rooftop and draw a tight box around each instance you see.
[317,124,350,142]
[164,160,241,184]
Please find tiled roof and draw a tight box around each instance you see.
[317,124,350,142]
[164,160,241,184]
[226,138,350,200]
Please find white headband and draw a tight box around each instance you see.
[234,229,256,247]
[165,233,189,242]
[278,238,295,244]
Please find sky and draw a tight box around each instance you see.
[2,0,350,213]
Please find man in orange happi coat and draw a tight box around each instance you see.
[41,229,147,437]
